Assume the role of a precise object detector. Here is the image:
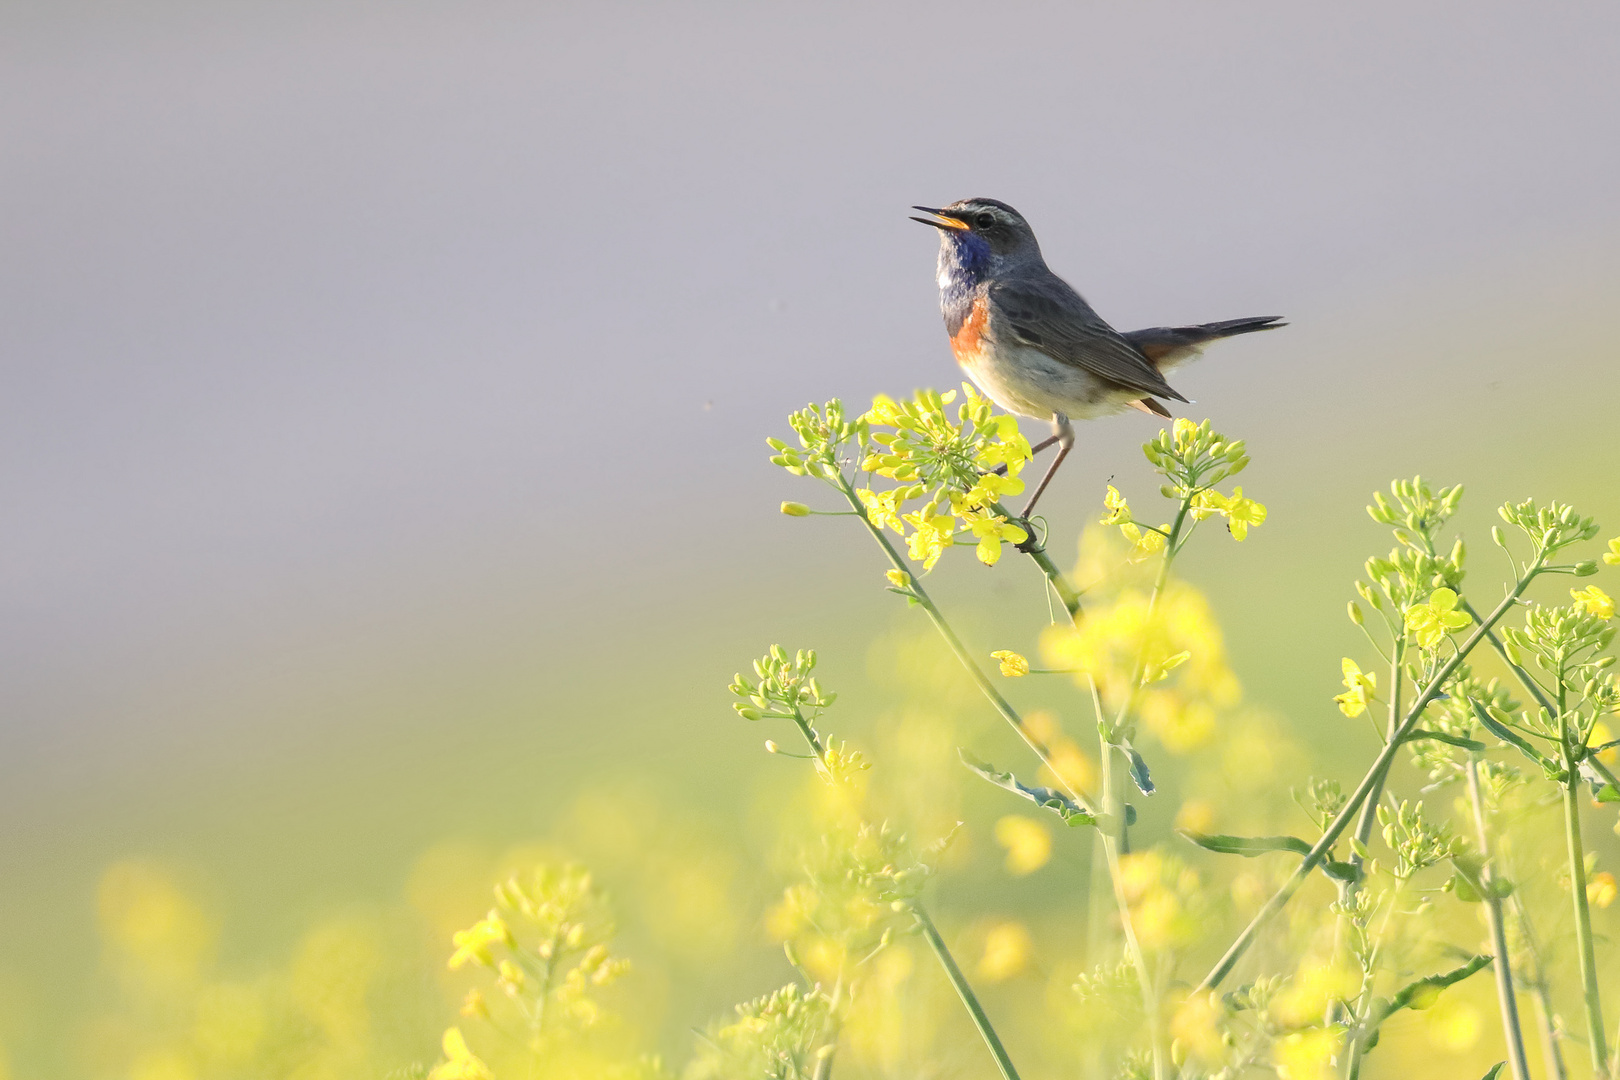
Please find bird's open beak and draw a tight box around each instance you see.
[910,205,970,230]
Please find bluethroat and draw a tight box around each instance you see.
[913,198,1283,520]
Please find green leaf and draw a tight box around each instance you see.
[1383,955,1493,1018]
[1121,740,1156,796]
[1595,784,1620,804]
[1179,831,1311,858]
[1322,860,1359,882]
[1404,729,1487,752]
[1449,871,1483,903]
[1479,1064,1505,1080]
[1469,699,1555,770]
[958,750,1097,827]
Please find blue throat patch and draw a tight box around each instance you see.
[940,231,991,337]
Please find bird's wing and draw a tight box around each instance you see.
[990,276,1187,401]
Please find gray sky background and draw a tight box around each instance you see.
[4,1,1620,817]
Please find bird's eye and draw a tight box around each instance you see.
[975,212,996,229]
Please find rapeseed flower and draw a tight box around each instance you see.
[1571,585,1614,619]
[429,1028,493,1080]
[993,815,1051,875]
[1404,587,1471,647]
[448,912,512,970]
[957,508,1027,566]
[1333,658,1377,718]
[990,650,1028,677]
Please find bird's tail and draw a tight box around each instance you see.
[1124,316,1285,372]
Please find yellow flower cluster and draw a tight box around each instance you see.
[856,385,1033,569]
[1116,849,1205,952]
[435,864,632,1076]
[1042,580,1239,751]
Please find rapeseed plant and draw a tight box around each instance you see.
[46,388,1620,1080]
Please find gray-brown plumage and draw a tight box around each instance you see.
[912,197,1283,517]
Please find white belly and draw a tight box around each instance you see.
[957,342,1146,422]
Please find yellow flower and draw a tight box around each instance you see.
[497,958,526,995]
[1190,487,1266,539]
[1571,585,1615,620]
[1274,1028,1342,1080]
[1120,522,1168,563]
[958,470,1025,511]
[977,414,1032,473]
[959,508,1027,566]
[976,920,1033,981]
[863,393,904,428]
[1404,587,1471,647]
[448,912,512,970]
[901,509,955,570]
[993,815,1051,875]
[1333,658,1378,718]
[884,568,911,589]
[1604,537,1620,565]
[1174,798,1216,835]
[1273,961,1360,1028]
[1425,996,1481,1052]
[1222,487,1267,540]
[460,989,488,1018]
[991,650,1029,677]
[857,487,906,532]
[1170,991,1225,1066]
[1038,739,1097,794]
[1188,488,1225,521]
[1588,871,1617,908]
[1590,722,1618,765]
[429,1028,493,1080]
[1101,484,1133,525]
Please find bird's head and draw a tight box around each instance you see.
[911,198,1040,264]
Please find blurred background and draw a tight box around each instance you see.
[4,2,1620,1076]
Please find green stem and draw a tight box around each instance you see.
[1509,887,1571,1080]
[913,903,1023,1080]
[836,475,1098,812]
[1562,758,1609,1074]
[1199,565,1543,992]
[1089,499,1189,1080]
[1467,757,1532,1080]
[998,504,1082,624]
[810,976,843,1080]
[1353,640,1404,857]
[1097,737,1169,1080]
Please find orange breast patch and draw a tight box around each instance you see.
[950,296,990,363]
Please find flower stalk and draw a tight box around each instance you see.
[913,903,1024,1080]
[1466,757,1532,1080]
[1200,562,1544,992]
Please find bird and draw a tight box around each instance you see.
[912,197,1283,520]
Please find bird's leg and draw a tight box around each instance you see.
[991,432,1061,477]
[1019,414,1074,521]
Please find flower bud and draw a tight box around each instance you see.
[780,501,812,517]
[1573,560,1599,577]
[764,739,779,753]
[1348,601,1364,626]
